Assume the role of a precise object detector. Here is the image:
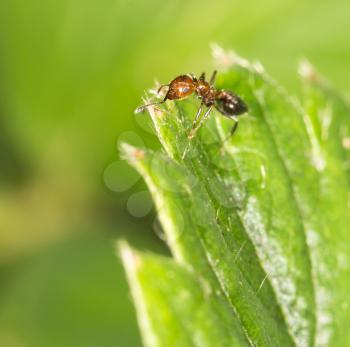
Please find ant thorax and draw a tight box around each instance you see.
[195,80,216,107]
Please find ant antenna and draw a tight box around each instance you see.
[134,85,169,114]
[134,100,166,114]
[157,84,169,94]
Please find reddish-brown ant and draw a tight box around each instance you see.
[135,70,247,141]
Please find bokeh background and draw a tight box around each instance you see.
[0,0,349,346]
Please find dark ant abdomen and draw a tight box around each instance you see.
[215,90,248,118]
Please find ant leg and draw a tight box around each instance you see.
[181,103,204,159]
[220,118,239,152]
[221,118,238,147]
[192,101,204,128]
[209,70,217,85]
[226,119,239,140]
[188,106,213,139]
[199,72,205,81]
[199,106,213,125]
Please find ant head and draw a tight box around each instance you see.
[215,90,248,117]
[166,75,197,100]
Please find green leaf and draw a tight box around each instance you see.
[119,241,249,347]
[119,48,350,347]
[299,61,350,346]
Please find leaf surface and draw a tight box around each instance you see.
[120,49,350,347]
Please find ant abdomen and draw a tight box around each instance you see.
[215,90,248,118]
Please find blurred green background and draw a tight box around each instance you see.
[0,0,349,346]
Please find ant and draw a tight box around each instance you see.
[135,70,248,141]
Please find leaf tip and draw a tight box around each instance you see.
[211,43,249,70]
[117,240,142,273]
[298,58,319,81]
[119,142,146,163]
[211,43,266,75]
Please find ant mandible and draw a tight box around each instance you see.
[135,70,248,141]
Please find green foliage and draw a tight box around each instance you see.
[120,50,350,347]
[2,1,350,346]
[0,231,143,347]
